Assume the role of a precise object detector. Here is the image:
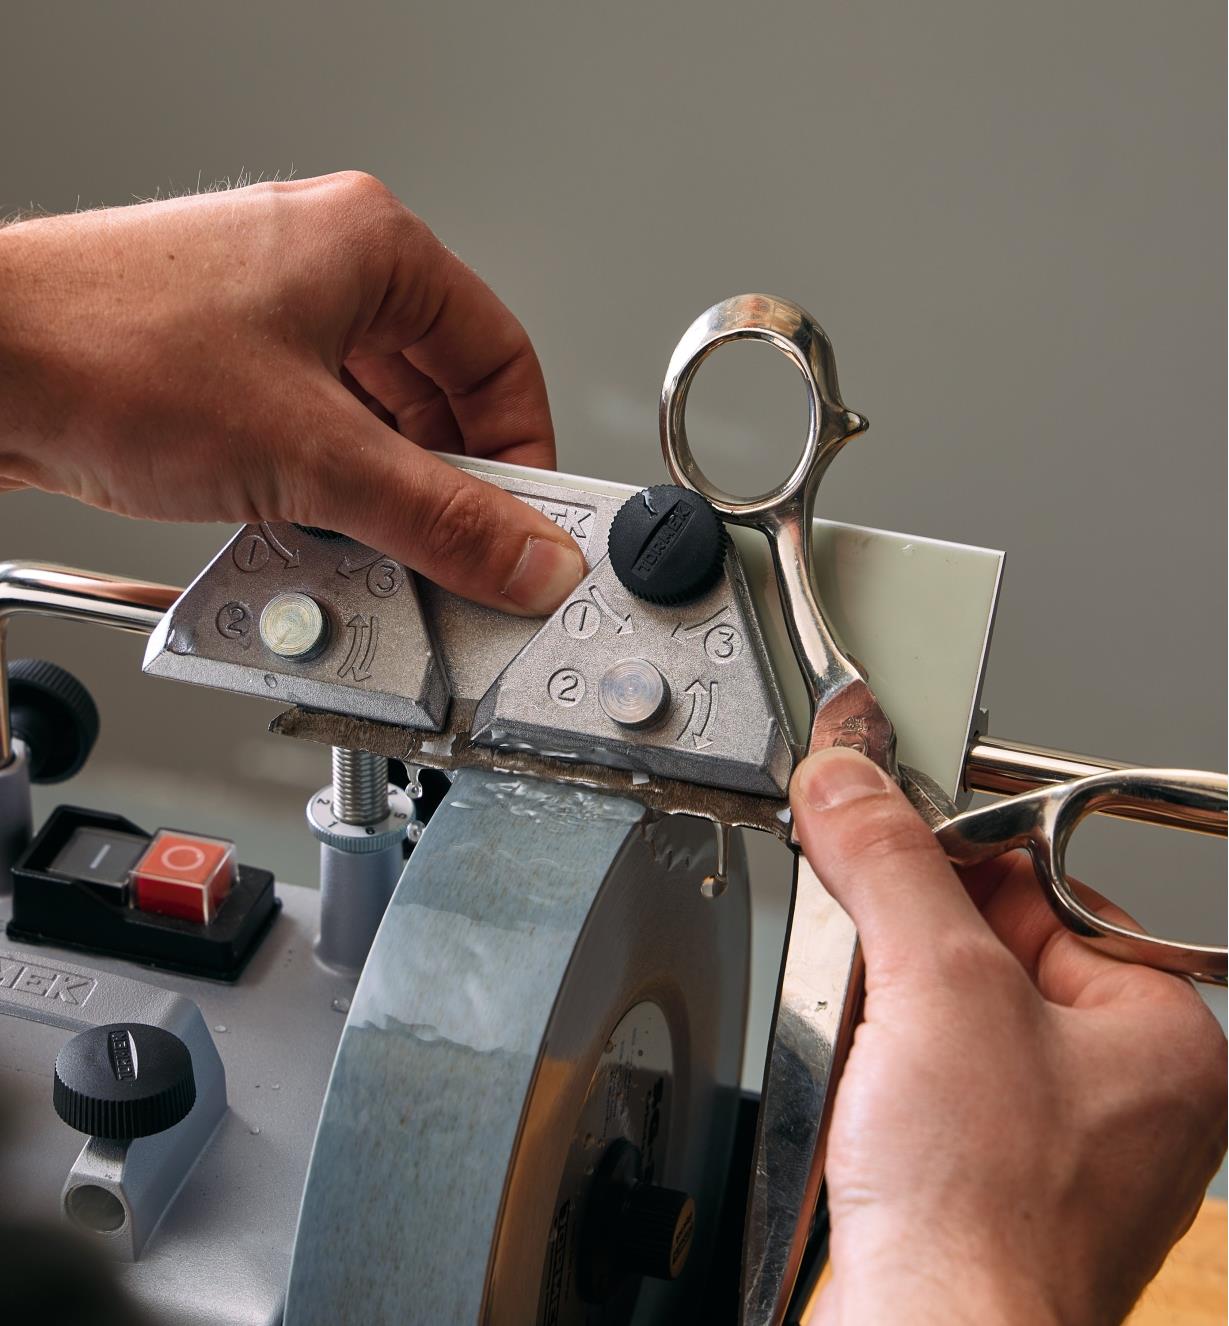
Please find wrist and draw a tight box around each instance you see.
[817,1229,1065,1326]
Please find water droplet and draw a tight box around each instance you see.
[331,997,351,1014]
[263,673,278,688]
[214,1024,228,1034]
[271,1082,282,1091]
[249,1126,262,1136]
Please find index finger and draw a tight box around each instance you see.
[359,203,556,470]
[970,854,1200,1010]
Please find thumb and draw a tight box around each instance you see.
[790,748,987,970]
[298,388,587,615]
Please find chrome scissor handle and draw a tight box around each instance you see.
[936,767,1228,985]
[658,296,892,768]
[660,298,897,1326]
[659,293,866,521]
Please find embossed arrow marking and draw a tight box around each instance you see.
[338,614,379,682]
[588,585,633,634]
[335,550,382,578]
[679,679,719,749]
[671,605,730,640]
[259,522,300,568]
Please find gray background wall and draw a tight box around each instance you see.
[2,0,1224,1156]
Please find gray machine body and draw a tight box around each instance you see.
[0,880,356,1326]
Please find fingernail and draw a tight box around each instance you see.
[502,537,586,614]
[794,747,890,812]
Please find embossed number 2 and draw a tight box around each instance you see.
[215,602,251,648]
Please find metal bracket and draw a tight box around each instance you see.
[0,947,227,1259]
[143,522,449,730]
[471,550,796,797]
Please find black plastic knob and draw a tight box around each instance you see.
[7,658,100,784]
[53,1023,196,1140]
[617,1181,696,1282]
[608,485,727,606]
[577,1138,696,1303]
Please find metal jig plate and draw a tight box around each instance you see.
[143,521,449,729]
[471,552,794,797]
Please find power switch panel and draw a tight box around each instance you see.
[8,806,277,980]
[132,831,236,923]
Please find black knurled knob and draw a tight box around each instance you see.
[7,658,99,784]
[53,1024,196,1140]
[617,1182,696,1282]
[608,485,727,606]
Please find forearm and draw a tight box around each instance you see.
[0,175,586,612]
[0,223,70,468]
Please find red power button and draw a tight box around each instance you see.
[131,830,236,924]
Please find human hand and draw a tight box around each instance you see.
[0,172,585,614]
[791,747,1227,1326]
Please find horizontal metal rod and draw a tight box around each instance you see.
[965,736,1224,837]
[0,563,1222,839]
[0,562,179,764]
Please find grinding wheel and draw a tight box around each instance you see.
[286,769,750,1325]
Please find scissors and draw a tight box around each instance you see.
[659,294,1229,1326]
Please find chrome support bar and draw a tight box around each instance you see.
[0,562,1220,841]
[965,736,1224,837]
[0,562,179,764]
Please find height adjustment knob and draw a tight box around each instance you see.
[608,485,727,606]
[577,1138,696,1303]
[53,1023,196,1140]
[6,658,100,784]
[617,1180,696,1283]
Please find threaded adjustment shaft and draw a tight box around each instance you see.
[332,747,390,825]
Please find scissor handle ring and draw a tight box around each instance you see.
[936,767,1227,984]
[1041,769,1228,983]
[659,294,863,521]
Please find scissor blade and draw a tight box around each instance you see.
[740,853,863,1325]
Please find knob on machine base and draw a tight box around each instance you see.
[53,1023,196,1140]
[286,769,750,1326]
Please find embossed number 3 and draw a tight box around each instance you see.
[366,560,405,599]
[703,624,743,664]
